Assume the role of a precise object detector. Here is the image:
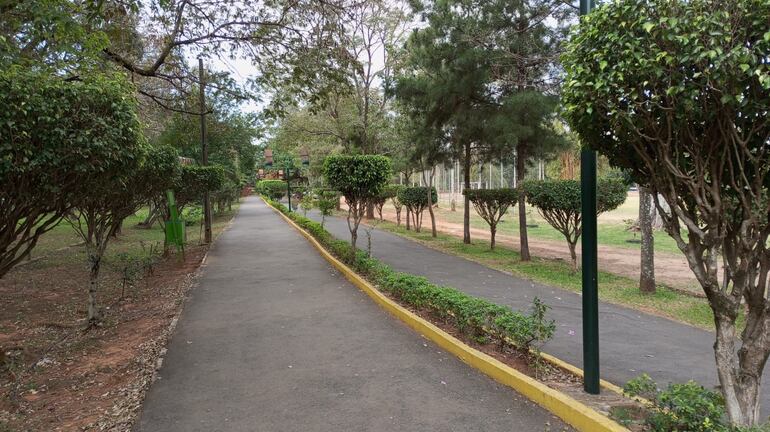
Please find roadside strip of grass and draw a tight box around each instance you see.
[372,219,722,331]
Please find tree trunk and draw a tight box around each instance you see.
[138,204,158,228]
[639,187,656,293]
[406,207,411,230]
[395,206,401,226]
[490,225,496,250]
[517,144,531,260]
[463,143,471,244]
[87,249,101,324]
[713,306,770,427]
[426,169,437,238]
[567,241,578,273]
[366,201,375,219]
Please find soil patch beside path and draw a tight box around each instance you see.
[0,217,233,431]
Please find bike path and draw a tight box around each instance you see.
[134,197,571,431]
[308,210,770,413]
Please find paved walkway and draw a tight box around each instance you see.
[135,197,570,432]
[308,210,770,414]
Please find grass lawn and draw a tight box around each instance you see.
[433,202,684,255]
[23,205,236,272]
[374,219,724,331]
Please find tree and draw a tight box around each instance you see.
[639,187,656,294]
[316,189,339,228]
[397,187,438,233]
[70,143,177,325]
[492,93,568,260]
[0,69,142,278]
[395,0,568,246]
[373,185,399,221]
[464,189,518,250]
[323,155,391,257]
[385,185,406,225]
[562,0,770,424]
[525,179,627,271]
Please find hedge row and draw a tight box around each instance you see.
[256,179,286,200]
[262,196,555,354]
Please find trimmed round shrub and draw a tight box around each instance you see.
[525,179,626,270]
[323,155,391,254]
[464,188,518,249]
[397,186,438,232]
[257,179,287,201]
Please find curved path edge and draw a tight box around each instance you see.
[263,198,629,432]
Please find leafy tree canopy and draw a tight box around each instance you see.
[0,67,142,277]
[561,0,770,424]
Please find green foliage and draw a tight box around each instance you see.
[322,155,392,202]
[323,154,391,251]
[562,0,770,178]
[397,187,438,208]
[0,68,143,277]
[525,179,626,269]
[397,186,438,232]
[525,179,627,216]
[182,206,204,226]
[299,194,314,216]
[174,165,226,212]
[562,1,770,423]
[264,197,555,355]
[463,189,518,249]
[256,180,287,201]
[624,374,729,432]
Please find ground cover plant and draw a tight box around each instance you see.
[371,216,722,331]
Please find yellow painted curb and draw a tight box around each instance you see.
[263,199,629,432]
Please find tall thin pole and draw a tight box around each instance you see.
[199,57,212,244]
[580,0,600,396]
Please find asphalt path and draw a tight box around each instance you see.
[135,197,571,432]
[307,209,770,414]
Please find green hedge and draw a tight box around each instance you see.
[262,195,555,355]
[256,179,287,201]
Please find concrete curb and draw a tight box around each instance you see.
[263,199,629,432]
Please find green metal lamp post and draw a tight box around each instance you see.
[264,148,310,212]
[579,0,600,396]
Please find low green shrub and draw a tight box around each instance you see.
[299,194,314,216]
[182,205,203,226]
[257,180,287,201]
[261,195,555,357]
[624,374,729,431]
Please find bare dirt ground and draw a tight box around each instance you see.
[0,206,238,432]
[0,246,209,432]
[375,205,702,295]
